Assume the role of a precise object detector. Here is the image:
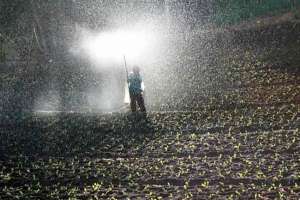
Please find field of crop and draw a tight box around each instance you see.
[1,21,300,199]
[0,105,299,199]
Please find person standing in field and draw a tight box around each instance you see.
[127,66,146,113]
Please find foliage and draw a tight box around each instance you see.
[213,0,300,25]
[1,43,299,198]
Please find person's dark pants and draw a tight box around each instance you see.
[130,92,146,112]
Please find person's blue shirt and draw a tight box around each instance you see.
[128,72,143,95]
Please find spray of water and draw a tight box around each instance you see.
[34,90,61,113]
[33,1,212,113]
[68,19,165,112]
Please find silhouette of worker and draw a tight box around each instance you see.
[128,66,146,113]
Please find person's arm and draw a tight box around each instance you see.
[139,74,145,92]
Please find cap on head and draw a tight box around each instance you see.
[133,65,140,73]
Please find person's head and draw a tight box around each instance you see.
[132,65,140,74]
